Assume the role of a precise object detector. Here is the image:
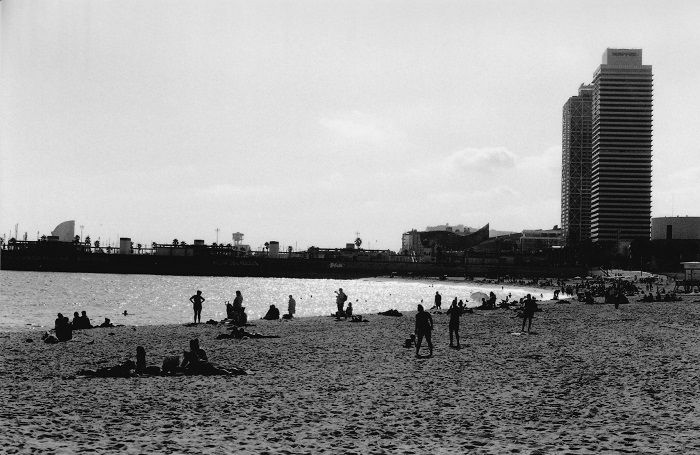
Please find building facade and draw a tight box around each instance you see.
[651,217,700,240]
[590,49,653,243]
[561,84,593,243]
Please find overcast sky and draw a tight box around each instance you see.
[1,0,699,251]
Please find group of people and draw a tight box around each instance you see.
[49,311,114,343]
[411,292,540,357]
[189,290,297,324]
[263,295,297,320]
[335,288,353,319]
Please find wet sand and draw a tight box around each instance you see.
[2,300,700,453]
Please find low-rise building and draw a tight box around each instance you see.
[651,217,700,240]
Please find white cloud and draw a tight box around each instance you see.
[444,147,517,173]
[319,111,403,145]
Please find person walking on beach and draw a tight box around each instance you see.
[521,294,537,334]
[446,299,462,349]
[190,290,205,324]
[415,304,434,357]
[434,291,442,310]
[335,288,347,316]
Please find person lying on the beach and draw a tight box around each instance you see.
[217,327,280,339]
[181,339,245,375]
[378,309,403,317]
[77,360,136,378]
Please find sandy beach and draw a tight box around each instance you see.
[3,299,700,454]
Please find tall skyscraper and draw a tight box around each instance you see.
[561,84,593,243]
[590,49,653,243]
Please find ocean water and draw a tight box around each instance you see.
[0,270,552,332]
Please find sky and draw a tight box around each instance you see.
[1,0,699,251]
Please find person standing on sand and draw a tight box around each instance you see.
[446,300,462,349]
[288,295,296,318]
[434,291,442,310]
[335,288,347,316]
[415,304,434,357]
[521,294,537,333]
[189,290,205,324]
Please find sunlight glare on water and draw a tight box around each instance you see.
[0,271,551,331]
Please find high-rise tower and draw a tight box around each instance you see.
[590,49,653,243]
[561,84,593,243]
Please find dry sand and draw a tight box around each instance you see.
[2,300,700,454]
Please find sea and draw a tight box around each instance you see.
[0,270,553,332]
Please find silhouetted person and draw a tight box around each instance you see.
[80,311,92,329]
[100,318,114,328]
[434,291,442,310]
[189,290,205,324]
[55,313,72,341]
[263,305,280,320]
[414,304,434,357]
[233,291,243,311]
[335,288,347,316]
[345,302,353,319]
[72,312,81,328]
[446,300,462,349]
[287,295,296,318]
[521,294,537,333]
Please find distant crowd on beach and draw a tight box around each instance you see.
[44,311,117,343]
[188,289,297,326]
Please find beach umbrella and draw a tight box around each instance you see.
[470,291,489,303]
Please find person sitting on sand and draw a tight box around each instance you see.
[345,302,353,319]
[446,300,462,349]
[79,311,92,329]
[233,290,244,311]
[72,312,81,328]
[414,304,434,357]
[263,305,280,320]
[521,294,537,334]
[229,291,248,326]
[55,313,73,342]
[189,290,205,324]
[99,318,114,328]
[404,333,416,348]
